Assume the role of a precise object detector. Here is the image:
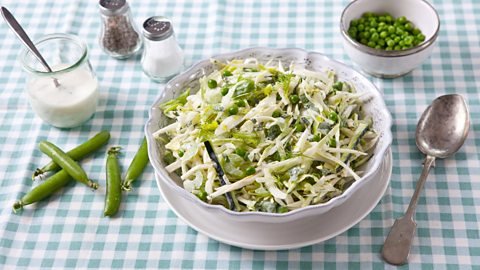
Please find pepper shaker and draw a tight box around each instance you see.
[141,16,184,82]
[98,0,142,59]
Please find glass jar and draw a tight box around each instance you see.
[20,33,99,128]
[141,16,184,82]
[98,0,142,59]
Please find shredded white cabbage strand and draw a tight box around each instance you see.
[155,58,378,213]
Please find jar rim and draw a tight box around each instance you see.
[20,33,88,76]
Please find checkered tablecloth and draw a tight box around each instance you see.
[0,0,479,269]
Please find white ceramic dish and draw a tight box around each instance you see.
[156,148,392,250]
[340,0,440,78]
[145,47,393,223]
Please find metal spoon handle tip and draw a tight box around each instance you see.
[382,155,435,265]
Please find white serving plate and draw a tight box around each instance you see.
[155,148,392,250]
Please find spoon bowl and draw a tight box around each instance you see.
[382,94,470,265]
[416,94,470,158]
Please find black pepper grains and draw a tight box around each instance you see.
[98,0,142,59]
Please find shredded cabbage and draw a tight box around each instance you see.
[155,58,378,213]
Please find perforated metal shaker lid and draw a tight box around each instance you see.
[99,0,128,16]
[142,16,174,41]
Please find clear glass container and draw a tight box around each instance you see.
[141,16,184,82]
[98,0,142,59]
[20,33,99,128]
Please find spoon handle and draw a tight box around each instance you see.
[381,155,435,265]
[1,7,53,73]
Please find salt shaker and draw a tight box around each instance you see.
[141,16,184,82]
[98,0,142,59]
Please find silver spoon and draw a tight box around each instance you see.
[381,94,470,265]
[1,6,60,87]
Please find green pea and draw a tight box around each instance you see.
[196,190,208,201]
[312,134,321,142]
[221,87,229,96]
[386,47,393,51]
[377,39,386,47]
[245,166,256,175]
[357,24,365,31]
[290,94,300,104]
[398,16,407,24]
[380,31,388,38]
[385,14,393,22]
[272,110,282,118]
[362,12,372,18]
[350,20,358,27]
[405,22,413,31]
[349,30,357,39]
[360,38,368,45]
[367,41,376,47]
[378,16,386,22]
[332,81,343,91]
[416,33,426,42]
[394,36,401,43]
[235,148,247,158]
[208,79,217,89]
[223,70,232,77]
[370,33,379,41]
[228,104,239,115]
[388,26,395,34]
[363,31,371,39]
[295,123,306,132]
[398,40,405,46]
[394,45,401,50]
[178,150,184,157]
[235,99,246,107]
[387,39,395,47]
[412,28,421,35]
[370,21,378,28]
[328,111,338,122]
[404,36,413,45]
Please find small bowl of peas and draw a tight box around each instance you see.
[340,0,440,78]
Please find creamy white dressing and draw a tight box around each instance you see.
[27,64,98,128]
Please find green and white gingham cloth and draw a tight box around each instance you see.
[0,0,479,269]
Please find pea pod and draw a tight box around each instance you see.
[13,170,72,213]
[104,147,122,217]
[38,141,99,189]
[33,131,110,179]
[122,137,149,191]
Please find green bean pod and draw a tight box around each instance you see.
[33,131,110,179]
[122,137,149,191]
[13,170,72,213]
[38,141,99,190]
[104,147,122,217]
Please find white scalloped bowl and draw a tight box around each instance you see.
[145,47,392,223]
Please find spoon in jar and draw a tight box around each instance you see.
[382,94,470,265]
[1,6,60,87]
